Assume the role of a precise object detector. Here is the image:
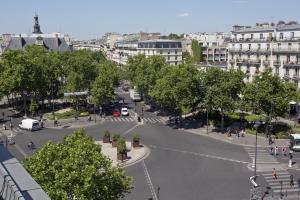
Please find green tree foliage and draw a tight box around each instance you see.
[204,68,244,132]
[167,33,184,40]
[150,64,204,115]
[24,129,132,200]
[182,51,192,64]
[242,70,296,123]
[125,55,165,96]
[191,40,202,64]
[91,61,120,106]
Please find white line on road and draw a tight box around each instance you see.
[153,146,249,164]
[142,160,158,200]
[123,124,139,136]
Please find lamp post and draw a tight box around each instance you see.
[253,121,261,179]
[206,108,209,134]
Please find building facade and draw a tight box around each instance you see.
[4,15,72,52]
[137,40,182,65]
[228,21,300,86]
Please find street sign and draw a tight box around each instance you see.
[64,91,88,97]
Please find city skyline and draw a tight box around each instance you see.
[1,0,300,39]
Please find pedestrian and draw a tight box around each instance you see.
[274,146,278,156]
[282,146,286,156]
[270,146,274,155]
[272,168,277,179]
[268,136,272,145]
[290,175,294,187]
[3,124,6,130]
[9,123,13,130]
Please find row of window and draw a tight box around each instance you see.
[234,32,296,40]
[232,54,300,63]
[233,43,300,50]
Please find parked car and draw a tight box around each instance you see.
[112,109,121,117]
[121,107,129,116]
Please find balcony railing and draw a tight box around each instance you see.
[230,37,300,43]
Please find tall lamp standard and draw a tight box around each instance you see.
[253,121,261,179]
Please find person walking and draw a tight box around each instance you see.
[272,168,277,179]
[9,122,13,131]
[290,175,294,187]
[274,146,278,156]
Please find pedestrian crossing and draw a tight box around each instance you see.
[262,170,300,194]
[105,116,166,124]
[244,146,280,170]
[244,146,300,195]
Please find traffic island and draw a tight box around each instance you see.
[96,141,150,167]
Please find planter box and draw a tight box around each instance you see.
[103,136,110,143]
[132,141,140,148]
[112,140,118,147]
[117,152,127,161]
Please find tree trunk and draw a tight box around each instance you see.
[221,110,224,133]
[6,94,11,107]
[22,93,27,117]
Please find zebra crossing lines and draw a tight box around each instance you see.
[105,116,166,124]
[262,171,300,194]
[244,146,280,165]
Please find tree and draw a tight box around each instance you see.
[24,129,132,200]
[191,40,202,64]
[150,64,204,115]
[91,61,120,106]
[182,51,192,64]
[242,70,296,130]
[204,68,244,132]
[125,55,165,97]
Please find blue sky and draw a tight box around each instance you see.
[0,0,299,39]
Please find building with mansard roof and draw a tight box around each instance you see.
[4,15,72,52]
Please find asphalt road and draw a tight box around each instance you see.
[1,91,257,200]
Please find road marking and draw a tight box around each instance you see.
[154,145,249,164]
[14,144,28,157]
[142,160,158,200]
[123,124,139,136]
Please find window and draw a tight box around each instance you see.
[258,44,261,50]
[288,43,292,50]
[175,62,177,65]
[294,80,298,87]
[280,33,283,40]
[248,44,251,50]
[286,68,290,75]
[296,68,299,76]
[266,55,269,60]
[260,34,263,39]
[250,34,253,39]
[239,44,242,50]
[175,50,177,54]
[275,67,279,75]
[168,51,170,54]
[175,56,177,60]
[287,55,290,62]
[267,44,270,50]
[291,32,295,39]
[160,50,163,54]
[168,56,170,60]
[276,55,280,62]
[278,43,281,50]
[242,34,244,39]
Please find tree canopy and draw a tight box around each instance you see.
[24,129,132,200]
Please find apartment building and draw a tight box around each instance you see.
[137,40,182,65]
[228,21,300,86]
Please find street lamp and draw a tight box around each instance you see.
[252,121,261,179]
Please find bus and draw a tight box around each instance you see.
[290,134,300,151]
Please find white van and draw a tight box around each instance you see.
[19,119,41,131]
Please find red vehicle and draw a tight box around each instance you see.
[112,109,121,117]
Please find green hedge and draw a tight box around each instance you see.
[45,110,89,120]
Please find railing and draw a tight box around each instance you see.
[231,37,300,43]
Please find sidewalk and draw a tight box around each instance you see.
[184,126,290,148]
[43,114,105,129]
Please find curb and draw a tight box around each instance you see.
[183,129,289,148]
[120,144,151,168]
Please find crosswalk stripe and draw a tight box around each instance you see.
[263,172,290,176]
[268,181,296,186]
[273,188,300,193]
